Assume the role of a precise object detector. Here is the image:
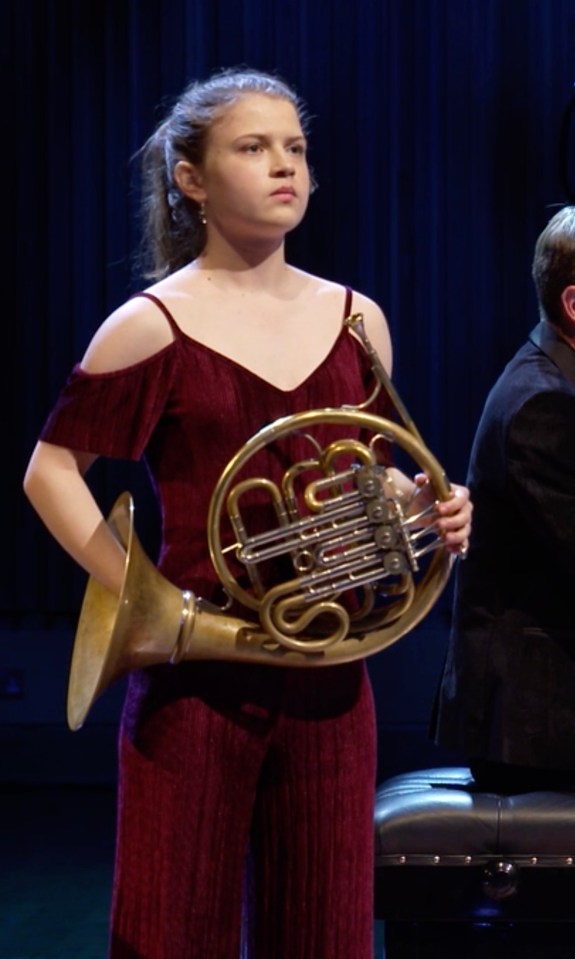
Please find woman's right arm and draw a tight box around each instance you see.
[23,442,127,595]
[23,294,175,595]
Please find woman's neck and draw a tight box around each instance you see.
[189,236,296,294]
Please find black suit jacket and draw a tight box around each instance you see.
[433,321,575,769]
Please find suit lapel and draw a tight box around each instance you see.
[529,321,575,389]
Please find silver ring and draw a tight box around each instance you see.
[459,543,469,560]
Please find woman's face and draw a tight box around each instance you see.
[195,93,311,242]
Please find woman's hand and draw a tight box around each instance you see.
[414,473,473,557]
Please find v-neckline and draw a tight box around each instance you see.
[174,322,349,394]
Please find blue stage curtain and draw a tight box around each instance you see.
[6,0,575,617]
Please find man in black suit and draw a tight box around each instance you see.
[432,206,575,791]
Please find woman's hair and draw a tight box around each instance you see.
[138,67,311,279]
[532,205,575,327]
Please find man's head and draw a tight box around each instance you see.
[532,206,575,332]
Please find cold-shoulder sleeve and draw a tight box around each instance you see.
[39,345,177,460]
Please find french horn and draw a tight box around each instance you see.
[67,314,454,730]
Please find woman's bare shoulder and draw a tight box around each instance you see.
[294,271,387,318]
[347,290,392,374]
[290,271,393,372]
[80,292,177,374]
[290,269,345,299]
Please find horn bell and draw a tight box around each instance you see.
[67,493,193,731]
[67,493,258,731]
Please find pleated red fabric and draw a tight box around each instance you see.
[111,660,376,959]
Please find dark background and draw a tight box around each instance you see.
[3,0,575,785]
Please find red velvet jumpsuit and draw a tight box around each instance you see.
[41,287,381,958]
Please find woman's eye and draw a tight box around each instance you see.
[242,143,262,153]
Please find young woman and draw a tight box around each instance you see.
[24,68,471,959]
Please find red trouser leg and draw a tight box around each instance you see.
[250,661,377,959]
[108,661,376,959]
[109,673,276,959]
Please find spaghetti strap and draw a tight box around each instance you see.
[131,291,182,338]
[133,287,354,341]
[343,286,353,318]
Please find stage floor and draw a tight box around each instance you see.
[0,784,571,958]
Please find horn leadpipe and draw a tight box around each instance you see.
[344,312,426,448]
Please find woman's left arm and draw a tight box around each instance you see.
[351,291,473,555]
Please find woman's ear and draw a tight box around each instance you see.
[173,161,206,203]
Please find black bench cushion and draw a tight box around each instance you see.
[375,768,575,864]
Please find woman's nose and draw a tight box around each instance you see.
[270,149,295,176]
